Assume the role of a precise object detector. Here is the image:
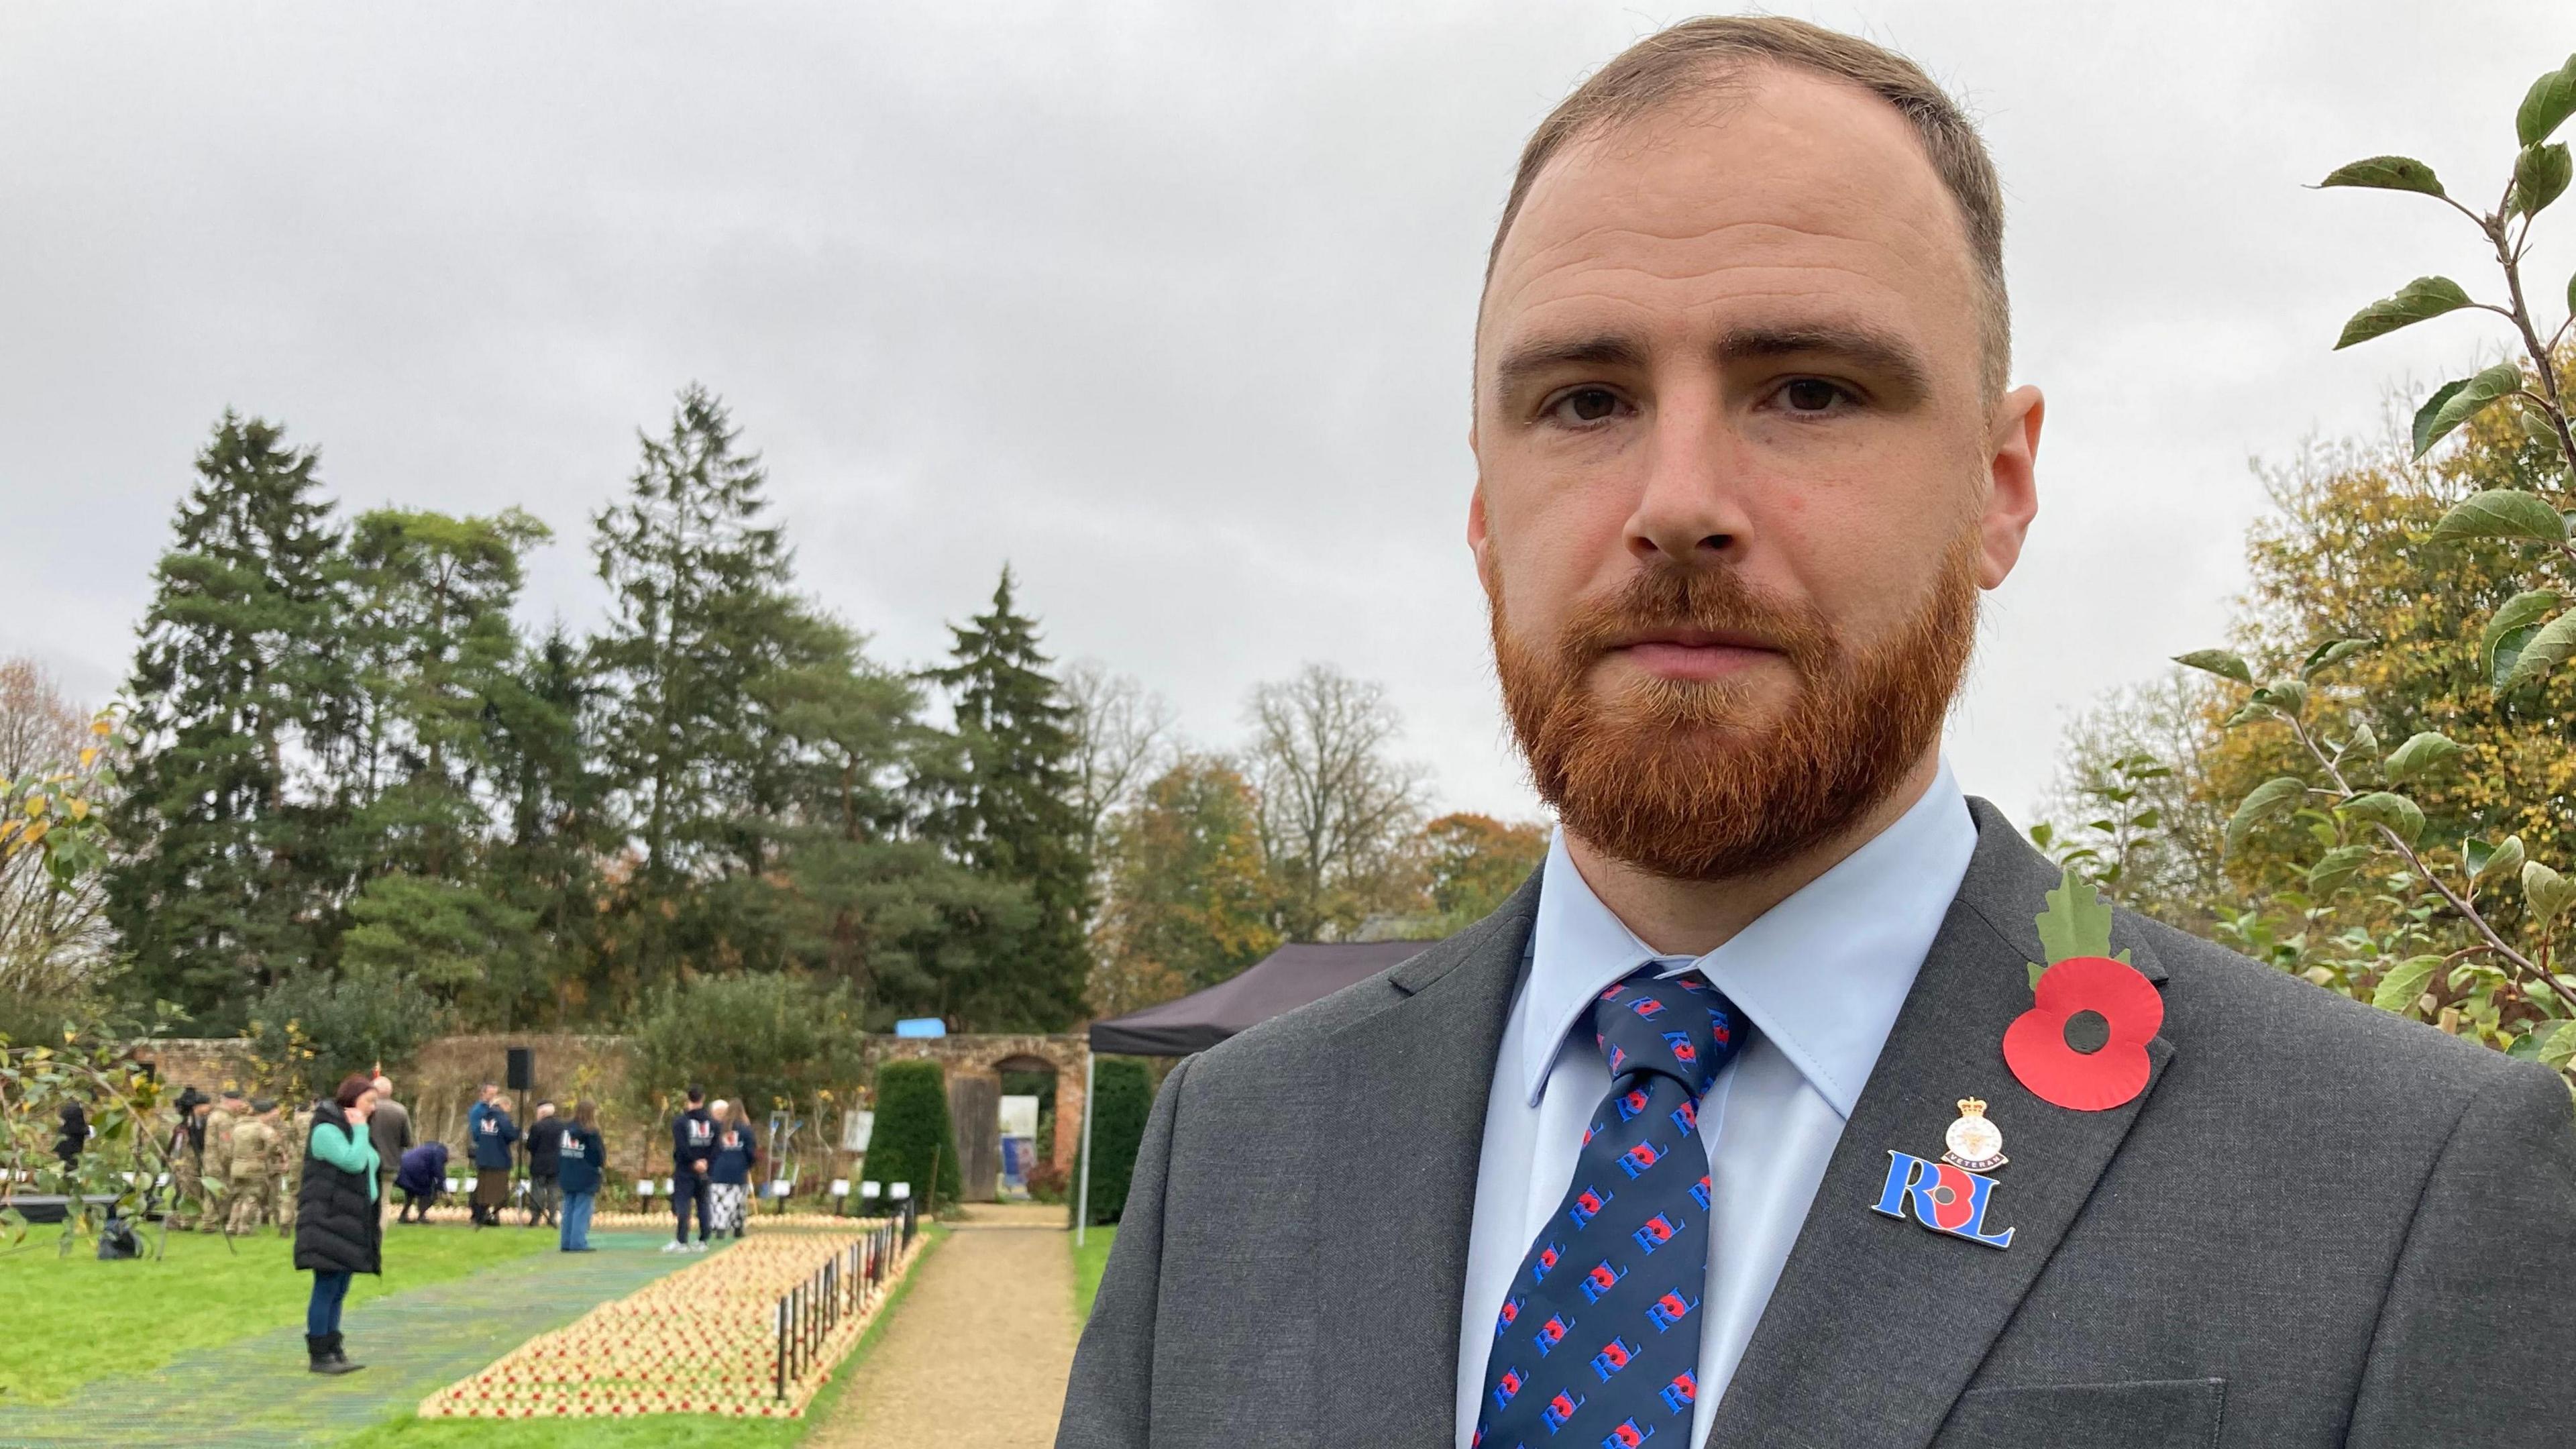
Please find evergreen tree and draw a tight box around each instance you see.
[480,626,614,1026]
[927,568,1091,1030]
[588,385,813,1001]
[335,507,549,1009]
[759,622,1031,1026]
[108,414,354,1026]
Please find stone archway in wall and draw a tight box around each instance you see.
[861,1033,1087,1203]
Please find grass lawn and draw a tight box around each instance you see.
[0,1220,555,1407]
[337,1225,948,1449]
[1073,1225,1115,1323]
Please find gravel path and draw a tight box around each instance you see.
[806,1206,1077,1448]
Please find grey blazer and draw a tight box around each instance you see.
[1057,800,2576,1448]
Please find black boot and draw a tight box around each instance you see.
[307,1334,359,1375]
[325,1332,362,1372]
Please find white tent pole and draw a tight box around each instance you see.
[1075,1050,1095,1247]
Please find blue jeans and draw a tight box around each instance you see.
[560,1191,596,1250]
[307,1269,352,1338]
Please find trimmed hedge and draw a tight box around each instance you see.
[869,1059,963,1209]
[1080,1058,1151,1225]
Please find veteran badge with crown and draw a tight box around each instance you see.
[1941,1097,2008,1173]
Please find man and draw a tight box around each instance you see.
[367,1074,413,1230]
[666,1085,716,1254]
[276,1099,313,1236]
[466,1083,520,1228]
[1056,18,2576,1449]
[196,1089,244,1234]
[523,1099,564,1228]
[162,1088,208,1230]
[224,1099,280,1238]
[395,1138,450,1224]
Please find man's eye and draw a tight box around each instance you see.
[1780,378,1845,413]
[1548,387,1624,424]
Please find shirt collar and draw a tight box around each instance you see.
[1520,758,1978,1116]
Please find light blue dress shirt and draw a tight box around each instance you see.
[1453,761,1979,1448]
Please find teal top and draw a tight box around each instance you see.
[310,1120,381,1201]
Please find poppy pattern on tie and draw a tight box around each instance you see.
[1476,965,1748,1449]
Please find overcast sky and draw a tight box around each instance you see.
[6,1,2571,825]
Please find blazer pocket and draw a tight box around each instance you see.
[1932,1377,2226,1449]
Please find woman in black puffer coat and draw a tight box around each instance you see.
[294,1073,382,1375]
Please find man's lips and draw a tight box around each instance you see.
[1605,629,1782,681]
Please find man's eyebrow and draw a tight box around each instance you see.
[1717,323,1931,394]
[1489,334,1650,396]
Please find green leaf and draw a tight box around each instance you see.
[2249,678,2308,716]
[2299,638,2375,678]
[2478,834,2528,885]
[2335,719,2380,765]
[2034,865,2116,966]
[2428,487,2566,542]
[2371,953,2443,1014]
[2307,843,2376,894]
[2334,276,2475,349]
[2493,623,2544,691]
[2415,366,2531,458]
[2226,775,2309,855]
[2339,791,2426,846]
[2520,55,2576,147]
[2499,610,2576,692]
[2481,590,2561,676]
[2026,959,2046,991]
[2171,648,2252,685]
[2381,731,2463,784]
[2514,142,2573,218]
[2540,1020,2576,1071]
[2318,155,2446,197]
[2527,860,2576,926]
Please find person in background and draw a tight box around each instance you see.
[523,1100,564,1229]
[555,1101,605,1252]
[198,1089,244,1233]
[297,1073,380,1375]
[708,1100,759,1240]
[665,1085,715,1254]
[163,1088,208,1230]
[394,1139,449,1224]
[225,1099,282,1237]
[466,1085,519,1228]
[366,1075,411,1232]
[53,1099,89,1178]
[277,1099,314,1235]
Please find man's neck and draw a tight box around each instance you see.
[1561,747,1943,958]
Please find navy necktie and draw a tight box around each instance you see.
[1477,966,1750,1449]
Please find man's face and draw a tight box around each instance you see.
[1470,66,2040,879]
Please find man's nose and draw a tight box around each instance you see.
[1625,388,1755,567]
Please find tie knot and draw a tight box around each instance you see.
[1590,965,1747,1099]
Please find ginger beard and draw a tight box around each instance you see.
[1489,535,1980,881]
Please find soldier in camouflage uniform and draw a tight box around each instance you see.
[198,1091,244,1232]
[162,1089,209,1230]
[275,1102,313,1236]
[225,1099,282,1237]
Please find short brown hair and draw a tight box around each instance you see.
[333,1073,374,1110]
[1487,16,2010,394]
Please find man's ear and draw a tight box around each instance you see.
[1976,384,2044,590]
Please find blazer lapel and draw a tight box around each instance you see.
[1311,871,1540,1448]
[1703,800,2178,1449]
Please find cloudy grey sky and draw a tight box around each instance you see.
[6,1,2570,824]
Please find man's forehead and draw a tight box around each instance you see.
[1479,68,1978,367]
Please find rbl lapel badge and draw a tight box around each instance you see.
[1872,1100,2016,1250]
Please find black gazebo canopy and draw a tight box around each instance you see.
[1087,940,1434,1056]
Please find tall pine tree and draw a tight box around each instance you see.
[588,384,816,1001]
[928,568,1090,1029]
[109,413,354,1026]
[480,626,614,1026]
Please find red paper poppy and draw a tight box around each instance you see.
[2002,955,2163,1111]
